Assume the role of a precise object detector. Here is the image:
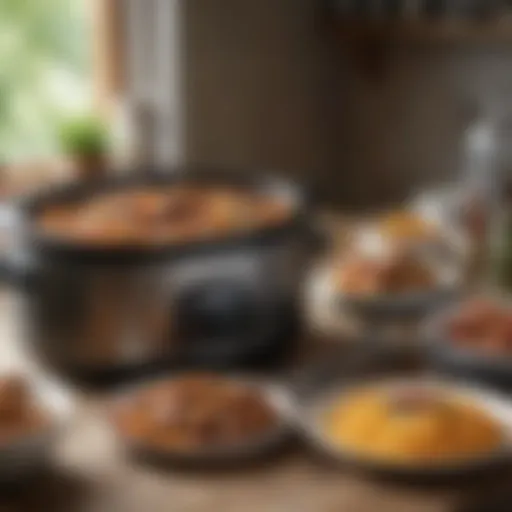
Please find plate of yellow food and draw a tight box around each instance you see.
[298,378,512,478]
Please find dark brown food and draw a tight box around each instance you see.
[447,298,512,355]
[37,186,293,246]
[113,375,278,451]
[0,376,48,443]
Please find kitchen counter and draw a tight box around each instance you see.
[0,277,507,511]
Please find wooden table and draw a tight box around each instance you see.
[0,283,506,512]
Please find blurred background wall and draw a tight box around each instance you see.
[5,0,512,211]
[178,0,512,209]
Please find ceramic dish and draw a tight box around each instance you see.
[0,375,74,482]
[107,374,294,468]
[295,377,512,480]
[337,285,459,322]
[334,257,461,322]
[422,297,512,387]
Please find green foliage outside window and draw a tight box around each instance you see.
[0,0,89,162]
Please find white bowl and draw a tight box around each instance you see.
[422,296,512,387]
[0,375,74,482]
[107,374,294,468]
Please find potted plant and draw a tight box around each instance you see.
[58,115,110,180]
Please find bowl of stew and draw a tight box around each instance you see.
[108,373,293,467]
[423,295,512,387]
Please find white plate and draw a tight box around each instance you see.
[296,377,512,479]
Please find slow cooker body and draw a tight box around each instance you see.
[7,171,314,379]
[24,235,306,378]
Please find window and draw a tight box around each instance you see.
[0,0,90,162]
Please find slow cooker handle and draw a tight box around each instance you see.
[0,249,37,291]
[0,204,37,291]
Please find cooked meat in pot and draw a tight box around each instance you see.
[37,186,293,246]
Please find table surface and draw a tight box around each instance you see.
[0,274,505,512]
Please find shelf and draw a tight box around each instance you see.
[334,17,512,44]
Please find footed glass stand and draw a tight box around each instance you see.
[489,208,512,293]
[344,306,432,346]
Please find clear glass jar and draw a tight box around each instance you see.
[463,95,512,290]
[489,206,512,290]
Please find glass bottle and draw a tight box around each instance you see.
[460,114,498,288]
[488,110,512,291]
[463,96,512,291]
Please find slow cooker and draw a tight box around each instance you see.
[0,169,317,381]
